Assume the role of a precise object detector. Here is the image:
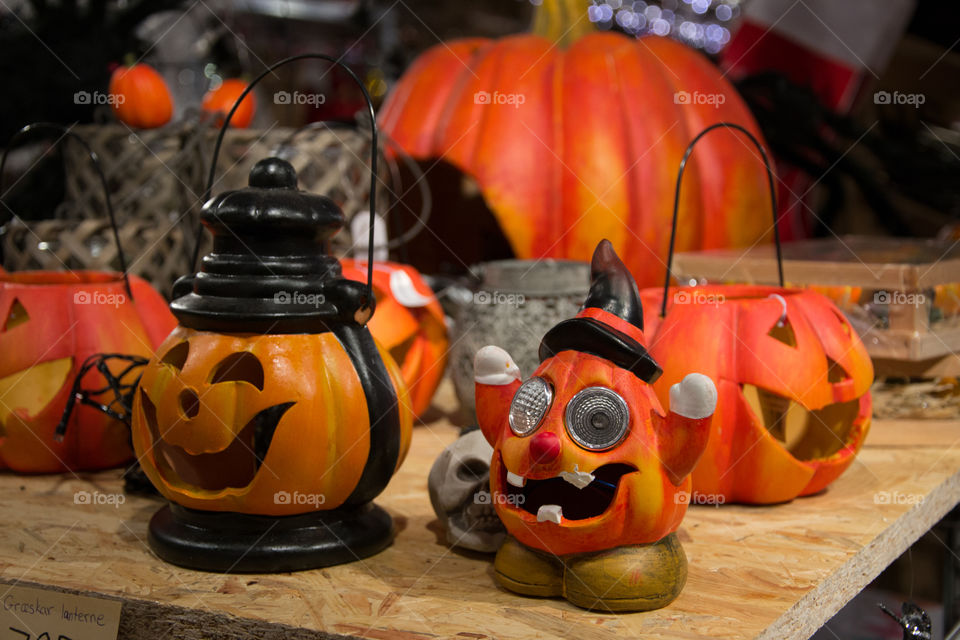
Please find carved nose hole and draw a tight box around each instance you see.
[179,389,200,418]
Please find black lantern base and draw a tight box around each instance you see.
[148,502,394,573]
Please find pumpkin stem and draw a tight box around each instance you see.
[531,0,595,47]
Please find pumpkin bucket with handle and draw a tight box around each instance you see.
[0,123,176,473]
[130,55,414,573]
[641,123,874,505]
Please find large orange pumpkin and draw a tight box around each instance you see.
[340,259,448,418]
[641,285,874,504]
[0,271,175,472]
[109,63,174,129]
[379,0,770,286]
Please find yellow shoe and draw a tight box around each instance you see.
[563,533,687,612]
[493,536,563,597]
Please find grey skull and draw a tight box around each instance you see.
[428,429,505,553]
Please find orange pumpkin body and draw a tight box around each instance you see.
[479,352,696,556]
[109,63,174,129]
[132,327,413,515]
[380,4,769,287]
[641,285,873,504]
[202,79,256,128]
[340,259,448,418]
[0,271,175,472]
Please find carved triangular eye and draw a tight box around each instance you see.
[826,357,851,383]
[209,352,264,390]
[2,299,29,331]
[767,319,797,347]
[160,341,190,370]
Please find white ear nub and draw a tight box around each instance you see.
[474,346,521,385]
[670,373,718,420]
[388,269,434,308]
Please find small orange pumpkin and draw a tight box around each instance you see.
[202,79,255,128]
[340,259,448,418]
[641,285,873,504]
[109,63,174,129]
[0,271,175,472]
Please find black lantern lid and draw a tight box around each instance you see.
[171,157,373,333]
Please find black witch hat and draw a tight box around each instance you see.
[539,240,662,383]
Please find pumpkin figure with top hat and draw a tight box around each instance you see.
[474,240,716,611]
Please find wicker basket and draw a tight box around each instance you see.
[2,118,426,297]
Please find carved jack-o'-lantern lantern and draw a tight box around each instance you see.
[340,258,448,418]
[474,241,716,612]
[0,124,176,473]
[638,121,873,504]
[132,156,414,571]
[131,156,414,572]
[130,54,417,572]
[641,286,873,504]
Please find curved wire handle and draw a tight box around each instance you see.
[190,53,380,306]
[660,121,782,317]
[0,122,132,299]
[275,120,432,249]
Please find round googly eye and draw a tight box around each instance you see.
[564,386,629,450]
[508,377,553,437]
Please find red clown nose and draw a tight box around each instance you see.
[530,431,561,463]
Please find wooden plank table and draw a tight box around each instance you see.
[1,382,959,639]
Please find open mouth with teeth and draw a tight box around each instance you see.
[499,457,637,523]
[139,389,294,492]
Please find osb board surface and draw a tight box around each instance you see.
[1,391,959,639]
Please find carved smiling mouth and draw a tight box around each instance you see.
[139,389,294,491]
[499,457,637,522]
[0,357,74,441]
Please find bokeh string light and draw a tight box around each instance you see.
[539,0,743,54]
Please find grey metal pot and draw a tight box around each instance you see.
[447,259,590,416]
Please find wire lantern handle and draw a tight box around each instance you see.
[0,122,133,299]
[660,121,783,317]
[274,120,432,249]
[190,53,380,305]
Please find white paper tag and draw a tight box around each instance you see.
[0,584,121,639]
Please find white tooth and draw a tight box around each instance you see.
[537,505,563,524]
[559,464,594,489]
[506,471,526,488]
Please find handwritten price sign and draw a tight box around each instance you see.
[0,585,120,640]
